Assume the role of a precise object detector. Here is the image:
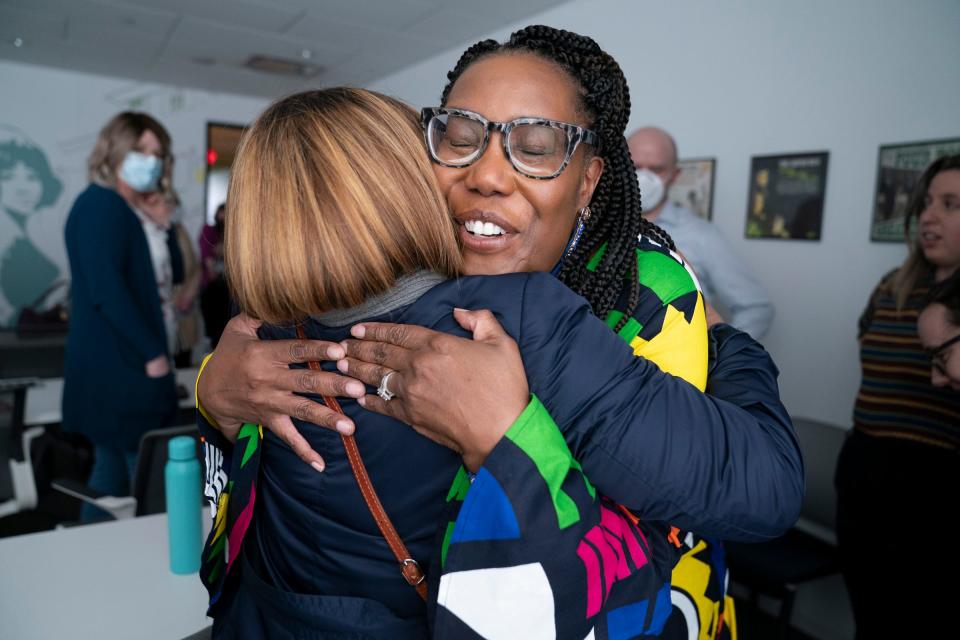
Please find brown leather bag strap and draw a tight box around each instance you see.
[296,325,427,600]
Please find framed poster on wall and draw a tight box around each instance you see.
[870,137,960,242]
[745,151,829,241]
[668,157,715,220]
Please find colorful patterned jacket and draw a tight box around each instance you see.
[198,238,801,638]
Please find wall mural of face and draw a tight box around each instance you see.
[0,161,44,216]
[0,132,64,327]
[0,135,62,222]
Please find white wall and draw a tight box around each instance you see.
[0,60,267,326]
[370,0,960,429]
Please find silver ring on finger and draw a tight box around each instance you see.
[377,371,397,402]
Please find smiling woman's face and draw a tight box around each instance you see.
[432,53,603,276]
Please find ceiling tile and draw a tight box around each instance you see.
[165,17,350,68]
[151,56,306,97]
[0,0,81,16]
[402,9,515,48]
[366,54,430,76]
[453,0,565,20]
[287,15,444,68]
[0,0,574,99]
[0,36,67,69]
[0,31,158,80]
[279,0,439,32]
[360,32,445,67]
[323,56,390,86]
[60,36,164,70]
[0,5,67,42]
[64,21,167,60]
[115,0,303,33]
[67,1,178,41]
[283,14,379,54]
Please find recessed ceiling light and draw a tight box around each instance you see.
[245,54,322,78]
[14,37,24,48]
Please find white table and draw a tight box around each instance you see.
[23,368,199,426]
[0,513,211,640]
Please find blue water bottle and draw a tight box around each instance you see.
[165,435,202,574]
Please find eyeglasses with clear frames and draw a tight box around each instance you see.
[421,107,598,180]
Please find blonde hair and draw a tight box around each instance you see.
[87,111,173,194]
[891,154,960,308]
[226,88,461,324]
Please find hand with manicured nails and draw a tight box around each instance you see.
[339,308,530,472]
[197,312,365,472]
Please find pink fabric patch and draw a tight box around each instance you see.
[226,483,257,572]
[577,503,652,618]
[577,540,603,617]
[600,504,648,569]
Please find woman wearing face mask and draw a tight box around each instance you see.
[836,155,960,638]
[62,111,179,521]
[197,27,800,638]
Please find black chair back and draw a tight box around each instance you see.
[725,417,847,637]
[131,425,201,517]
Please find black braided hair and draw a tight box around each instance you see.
[440,25,676,327]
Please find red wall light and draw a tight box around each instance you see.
[207,149,218,165]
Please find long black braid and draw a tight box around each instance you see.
[440,25,676,327]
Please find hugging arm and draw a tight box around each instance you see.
[195,313,364,468]
[196,284,803,540]
[516,274,803,542]
[343,274,803,541]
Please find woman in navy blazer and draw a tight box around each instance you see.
[63,112,179,520]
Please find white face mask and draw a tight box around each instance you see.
[635,168,666,213]
[119,151,163,193]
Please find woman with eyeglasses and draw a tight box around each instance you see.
[198,27,802,638]
[201,85,799,640]
[836,154,960,638]
[919,276,960,390]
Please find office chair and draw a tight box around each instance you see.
[51,424,201,519]
[0,377,43,518]
[725,417,846,638]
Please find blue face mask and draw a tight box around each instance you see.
[119,151,163,193]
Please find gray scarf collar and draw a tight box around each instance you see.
[314,270,446,327]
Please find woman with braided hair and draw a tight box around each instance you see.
[197,26,800,639]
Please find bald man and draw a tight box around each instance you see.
[629,127,774,339]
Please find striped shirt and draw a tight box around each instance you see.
[853,269,960,450]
